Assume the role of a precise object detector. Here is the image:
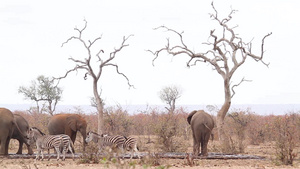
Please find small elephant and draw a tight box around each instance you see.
[12,114,33,155]
[0,108,15,155]
[47,114,87,152]
[187,110,214,156]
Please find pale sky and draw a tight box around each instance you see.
[0,0,299,108]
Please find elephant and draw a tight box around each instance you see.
[47,114,87,152]
[0,108,15,155]
[187,110,214,156]
[12,114,33,155]
[0,108,28,155]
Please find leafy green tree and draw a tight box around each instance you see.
[18,75,62,115]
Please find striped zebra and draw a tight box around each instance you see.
[28,127,74,161]
[123,136,140,159]
[86,131,140,159]
[85,131,125,155]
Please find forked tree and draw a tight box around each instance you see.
[56,20,133,134]
[149,2,271,149]
[159,85,182,114]
[18,75,62,115]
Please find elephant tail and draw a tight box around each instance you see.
[187,110,198,125]
[13,119,28,139]
[204,123,213,131]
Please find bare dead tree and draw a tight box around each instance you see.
[159,85,182,114]
[148,2,271,150]
[56,20,133,135]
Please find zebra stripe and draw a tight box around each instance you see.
[28,127,74,161]
[86,131,140,159]
[123,136,140,159]
[86,131,125,151]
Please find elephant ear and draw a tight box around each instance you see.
[67,116,77,131]
[187,110,198,125]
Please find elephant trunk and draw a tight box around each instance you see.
[80,129,87,151]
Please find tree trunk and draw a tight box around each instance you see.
[36,101,40,114]
[216,78,231,151]
[93,80,104,135]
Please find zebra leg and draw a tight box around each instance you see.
[68,143,75,161]
[48,149,52,161]
[134,145,140,159]
[35,149,40,160]
[41,149,44,161]
[62,148,66,161]
[55,147,61,161]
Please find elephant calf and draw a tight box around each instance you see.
[187,110,214,156]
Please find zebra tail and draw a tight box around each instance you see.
[59,136,64,153]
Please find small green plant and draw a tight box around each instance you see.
[156,165,171,169]
[100,157,110,168]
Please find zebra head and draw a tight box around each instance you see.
[28,127,45,145]
[86,131,100,143]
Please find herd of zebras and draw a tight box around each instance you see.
[28,127,139,161]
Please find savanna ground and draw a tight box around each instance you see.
[1,107,300,168]
[2,140,300,169]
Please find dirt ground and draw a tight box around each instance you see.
[1,141,300,169]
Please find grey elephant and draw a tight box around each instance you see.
[0,108,27,155]
[12,114,33,155]
[187,110,214,156]
[47,114,87,152]
[0,108,15,155]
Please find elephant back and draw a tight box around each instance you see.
[0,108,14,123]
[48,114,67,134]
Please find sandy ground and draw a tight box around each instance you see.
[1,141,300,169]
[1,158,300,169]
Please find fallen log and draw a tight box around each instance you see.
[1,152,265,160]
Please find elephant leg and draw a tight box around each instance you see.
[5,137,11,155]
[26,143,33,155]
[70,132,76,144]
[16,140,23,154]
[201,132,211,156]
[192,133,200,156]
[0,137,5,155]
[70,132,76,153]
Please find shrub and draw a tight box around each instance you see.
[153,111,189,152]
[271,113,299,165]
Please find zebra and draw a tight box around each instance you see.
[85,131,125,155]
[28,127,74,161]
[86,131,140,159]
[123,136,140,159]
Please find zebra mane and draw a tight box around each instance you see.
[88,131,101,136]
[31,127,46,136]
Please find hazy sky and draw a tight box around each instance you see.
[0,0,299,107]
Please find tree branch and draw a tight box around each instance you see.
[231,77,252,98]
[105,63,135,89]
[247,32,272,67]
